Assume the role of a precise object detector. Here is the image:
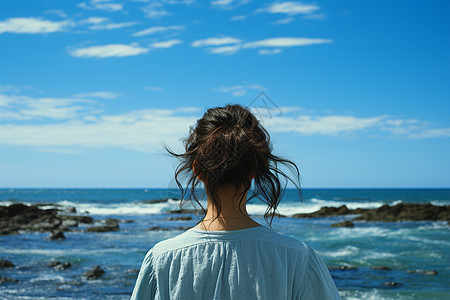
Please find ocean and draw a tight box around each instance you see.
[0,188,449,299]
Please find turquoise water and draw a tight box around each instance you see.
[0,189,449,299]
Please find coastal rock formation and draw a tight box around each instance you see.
[0,276,18,284]
[0,259,14,268]
[48,261,72,271]
[0,203,118,235]
[407,269,438,275]
[83,265,105,279]
[292,203,450,222]
[330,220,354,228]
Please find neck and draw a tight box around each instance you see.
[197,183,261,231]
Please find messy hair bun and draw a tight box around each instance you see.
[165,104,301,226]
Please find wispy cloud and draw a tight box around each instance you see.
[258,1,319,15]
[1,92,449,154]
[0,94,95,120]
[213,84,266,97]
[75,91,121,99]
[0,17,72,34]
[243,37,332,48]
[211,0,250,10]
[230,15,246,21]
[89,21,139,30]
[78,0,123,12]
[192,36,332,55]
[141,2,171,18]
[133,25,184,36]
[258,48,282,55]
[272,17,295,25]
[191,36,241,47]
[150,39,182,48]
[69,43,149,58]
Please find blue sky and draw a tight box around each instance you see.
[0,0,449,188]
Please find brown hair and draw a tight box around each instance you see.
[165,104,301,227]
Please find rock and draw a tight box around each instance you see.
[293,205,356,218]
[384,281,402,287]
[0,203,94,235]
[330,220,354,228]
[148,226,171,231]
[61,215,94,224]
[328,265,359,270]
[48,261,72,271]
[83,265,105,279]
[126,268,140,274]
[47,231,66,241]
[141,198,169,204]
[168,209,203,214]
[0,259,14,268]
[370,266,391,271]
[167,216,193,221]
[0,276,18,284]
[291,203,450,222]
[407,269,438,276]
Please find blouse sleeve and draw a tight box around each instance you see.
[130,249,157,300]
[299,246,341,300]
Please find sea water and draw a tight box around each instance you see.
[0,189,449,299]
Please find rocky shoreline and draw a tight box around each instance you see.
[1,202,448,236]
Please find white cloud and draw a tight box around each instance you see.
[75,92,121,99]
[213,84,266,97]
[211,0,249,10]
[142,2,171,18]
[1,94,450,154]
[191,37,241,47]
[259,1,319,15]
[208,45,241,55]
[0,94,95,120]
[150,39,182,48]
[133,25,184,36]
[0,17,72,34]
[272,17,295,25]
[81,17,109,24]
[78,0,123,12]
[244,37,332,48]
[230,15,246,21]
[264,115,386,135]
[258,48,282,55]
[70,43,149,58]
[89,21,139,30]
[44,10,68,18]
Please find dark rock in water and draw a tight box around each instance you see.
[384,281,402,287]
[330,220,354,228]
[293,205,357,218]
[142,198,169,204]
[61,215,94,224]
[83,265,105,279]
[328,265,359,270]
[86,224,119,232]
[354,203,450,222]
[0,203,94,235]
[48,261,72,271]
[122,219,134,223]
[0,259,14,268]
[126,268,140,274]
[292,203,450,222]
[168,209,203,214]
[148,226,171,231]
[167,216,193,221]
[407,269,438,276]
[47,231,66,240]
[371,266,391,271]
[0,276,19,284]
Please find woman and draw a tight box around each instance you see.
[131,104,341,299]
